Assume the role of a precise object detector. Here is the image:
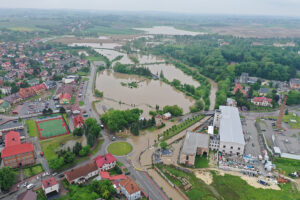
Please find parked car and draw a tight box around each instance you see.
[58,174,65,178]
[125,171,131,175]
[257,180,268,186]
[23,182,28,187]
[26,184,34,190]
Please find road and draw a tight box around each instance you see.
[85,64,169,200]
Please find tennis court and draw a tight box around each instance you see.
[36,116,69,140]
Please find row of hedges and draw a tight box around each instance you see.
[159,115,204,141]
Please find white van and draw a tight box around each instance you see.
[26,184,34,190]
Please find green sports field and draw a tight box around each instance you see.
[36,117,69,139]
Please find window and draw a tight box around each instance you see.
[223,145,226,148]
[238,147,241,150]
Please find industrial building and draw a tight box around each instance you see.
[214,106,245,155]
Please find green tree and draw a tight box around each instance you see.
[87,134,95,147]
[79,145,91,156]
[59,107,66,114]
[49,157,64,170]
[160,141,168,150]
[162,105,183,116]
[0,167,16,191]
[73,142,82,156]
[73,127,84,137]
[90,180,116,200]
[95,89,103,97]
[63,151,76,164]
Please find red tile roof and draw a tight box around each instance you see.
[94,153,117,168]
[99,171,126,181]
[31,83,47,92]
[65,161,98,183]
[59,93,71,100]
[5,131,21,147]
[42,177,58,189]
[73,115,84,127]
[253,97,272,103]
[120,177,141,195]
[18,87,35,98]
[233,84,247,96]
[1,143,34,158]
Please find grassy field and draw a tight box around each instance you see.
[40,134,83,161]
[79,101,84,106]
[107,141,133,156]
[24,164,44,178]
[157,164,300,200]
[282,113,300,129]
[194,155,209,168]
[91,139,104,155]
[86,56,107,62]
[274,157,300,175]
[26,119,38,137]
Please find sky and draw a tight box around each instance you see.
[1,0,300,17]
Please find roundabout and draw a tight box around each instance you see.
[107,141,133,156]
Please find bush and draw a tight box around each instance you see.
[79,145,91,157]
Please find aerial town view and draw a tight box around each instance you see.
[0,1,300,200]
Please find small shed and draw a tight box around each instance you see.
[163,112,172,120]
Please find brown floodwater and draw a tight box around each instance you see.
[95,70,194,115]
[144,63,200,87]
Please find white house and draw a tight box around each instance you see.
[251,97,272,107]
[65,161,99,184]
[42,177,59,195]
[120,178,142,200]
[94,153,117,171]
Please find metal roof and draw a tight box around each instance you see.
[181,132,209,155]
[219,106,245,145]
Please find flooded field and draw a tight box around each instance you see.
[134,26,203,36]
[145,63,200,87]
[95,70,194,116]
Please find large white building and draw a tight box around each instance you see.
[214,106,245,155]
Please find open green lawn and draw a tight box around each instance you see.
[24,164,44,178]
[86,56,107,62]
[157,164,300,200]
[40,134,81,161]
[282,113,300,129]
[194,155,209,168]
[77,71,88,76]
[107,141,133,156]
[26,119,38,137]
[83,77,89,81]
[274,157,300,175]
[79,101,84,106]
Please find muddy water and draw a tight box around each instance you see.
[96,70,194,115]
[69,42,122,49]
[134,26,204,36]
[145,63,200,87]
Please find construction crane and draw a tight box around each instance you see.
[276,95,287,129]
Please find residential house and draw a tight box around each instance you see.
[0,100,10,113]
[1,131,35,168]
[73,115,84,128]
[42,177,59,195]
[179,132,209,166]
[239,73,249,84]
[226,98,237,107]
[155,114,163,127]
[59,93,71,104]
[251,97,272,107]
[4,93,22,105]
[65,161,98,184]
[18,87,35,99]
[119,177,142,200]
[27,79,40,86]
[290,78,300,89]
[258,88,270,96]
[17,190,37,200]
[94,153,117,171]
[31,83,47,95]
[44,80,56,90]
[163,112,172,120]
[233,84,247,96]
[0,86,11,95]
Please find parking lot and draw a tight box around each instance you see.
[18,100,56,116]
